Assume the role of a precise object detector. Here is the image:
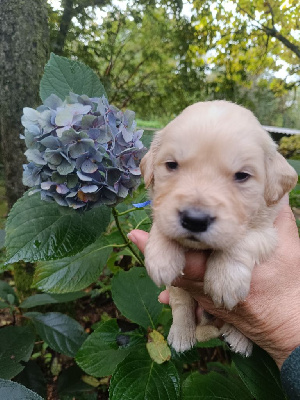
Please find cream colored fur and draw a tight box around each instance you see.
[141,100,298,355]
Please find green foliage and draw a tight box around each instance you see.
[279,135,300,160]
[76,319,136,377]
[109,348,181,400]
[5,192,111,263]
[40,53,107,102]
[111,267,163,330]
[232,346,285,400]
[0,326,35,379]
[182,367,253,399]
[33,236,111,293]
[24,311,87,357]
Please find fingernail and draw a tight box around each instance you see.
[127,232,138,245]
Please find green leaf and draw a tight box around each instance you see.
[76,319,133,377]
[0,379,43,400]
[33,236,111,293]
[5,192,111,264]
[182,369,253,399]
[0,280,19,308]
[20,291,86,308]
[40,53,107,102]
[14,360,47,398]
[25,312,87,357]
[0,326,35,379]
[232,345,286,400]
[111,267,163,330]
[109,349,180,400]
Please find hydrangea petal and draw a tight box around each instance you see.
[80,185,98,193]
[25,149,47,166]
[77,171,93,181]
[81,159,98,174]
[56,184,69,194]
[44,94,63,110]
[121,126,134,143]
[40,136,60,149]
[56,159,75,175]
[41,181,55,190]
[55,108,73,126]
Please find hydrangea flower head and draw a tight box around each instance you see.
[21,93,147,209]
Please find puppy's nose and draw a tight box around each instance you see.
[180,209,215,233]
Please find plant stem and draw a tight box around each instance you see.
[117,207,144,217]
[112,207,145,267]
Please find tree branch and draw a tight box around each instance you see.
[237,4,300,59]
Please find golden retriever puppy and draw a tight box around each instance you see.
[140,100,298,355]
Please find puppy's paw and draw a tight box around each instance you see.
[195,325,220,343]
[221,324,253,357]
[204,259,252,309]
[145,240,185,286]
[168,323,197,353]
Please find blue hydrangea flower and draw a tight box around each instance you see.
[21,93,147,209]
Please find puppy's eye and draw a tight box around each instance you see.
[166,161,178,171]
[234,172,251,182]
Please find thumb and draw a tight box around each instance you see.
[127,229,149,253]
[275,205,298,242]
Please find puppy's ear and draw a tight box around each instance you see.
[264,151,298,206]
[140,132,162,188]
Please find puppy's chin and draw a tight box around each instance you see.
[177,236,212,250]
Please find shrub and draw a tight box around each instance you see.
[278,135,300,160]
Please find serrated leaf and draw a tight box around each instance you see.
[109,349,180,400]
[24,312,87,357]
[111,267,163,330]
[20,291,86,308]
[33,236,111,293]
[0,379,43,400]
[146,330,171,364]
[76,319,133,377]
[5,192,111,263]
[40,53,107,102]
[0,326,35,379]
[232,345,285,400]
[182,369,253,399]
[14,360,47,398]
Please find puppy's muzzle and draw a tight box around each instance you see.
[180,209,215,233]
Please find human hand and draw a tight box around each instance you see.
[128,204,300,368]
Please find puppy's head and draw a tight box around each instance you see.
[141,101,297,250]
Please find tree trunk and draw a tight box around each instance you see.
[0,0,49,210]
[54,0,74,55]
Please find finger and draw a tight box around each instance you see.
[183,251,209,281]
[274,205,298,241]
[158,290,169,304]
[127,229,149,253]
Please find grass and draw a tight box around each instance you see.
[136,119,162,129]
